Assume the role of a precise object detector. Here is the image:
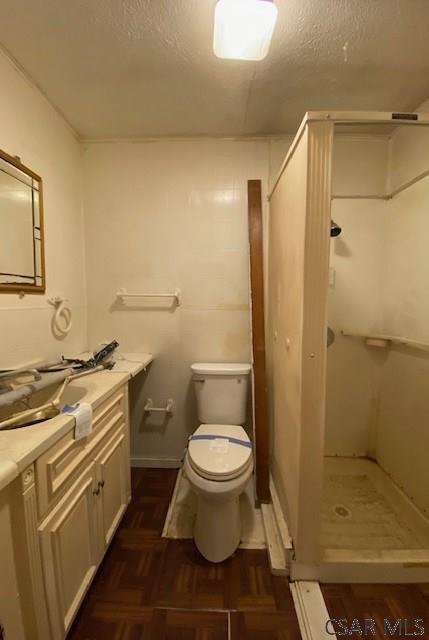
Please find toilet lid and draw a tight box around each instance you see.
[188,424,252,481]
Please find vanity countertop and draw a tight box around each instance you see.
[0,352,153,492]
[106,352,153,377]
[76,351,153,378]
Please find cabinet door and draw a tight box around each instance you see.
[38,465,98,640]
[96,430,127,551]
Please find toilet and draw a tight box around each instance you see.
[184,362,253,562]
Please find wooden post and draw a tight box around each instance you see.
[248,180,270,503]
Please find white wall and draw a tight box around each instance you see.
[388,122,429,194]
[326,198,387,456]
[268,137,294,193]
[332,135,389,197]
[0,50,87,368]
[83,139,268,465]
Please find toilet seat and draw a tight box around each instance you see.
[188,424,252,482]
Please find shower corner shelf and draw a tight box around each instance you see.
[341,330,429,352]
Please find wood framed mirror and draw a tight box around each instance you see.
[0,149,45,294]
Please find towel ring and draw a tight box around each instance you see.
[49,297,72,336]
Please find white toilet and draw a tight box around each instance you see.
[184,362,253,562]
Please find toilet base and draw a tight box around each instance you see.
[194,495,241,562]
[184,454,254,563]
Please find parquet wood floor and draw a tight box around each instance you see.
[321,583,429,639]
[68,468,429,638]
[67,468,301,639]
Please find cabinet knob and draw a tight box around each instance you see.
[93,480,105,495]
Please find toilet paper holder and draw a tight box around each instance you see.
[144,398,174,414]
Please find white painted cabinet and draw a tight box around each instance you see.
[11,383,131,640]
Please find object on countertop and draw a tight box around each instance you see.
[63,403,93,440]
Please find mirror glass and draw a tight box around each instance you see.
[0,151,45,292]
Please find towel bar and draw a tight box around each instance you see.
[116,289,181,306]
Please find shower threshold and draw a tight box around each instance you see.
[319,457,429,583]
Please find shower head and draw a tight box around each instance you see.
[331,220,342,237]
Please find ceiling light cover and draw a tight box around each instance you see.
[213,0,278,61]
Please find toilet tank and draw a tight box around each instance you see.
[191,362,251,425]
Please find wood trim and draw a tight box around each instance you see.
[297,121,333,563]
[305,109,429,125]
[0,148,42,181]
[130,457,182,468]
[248,180,270,503]
[0,148,46,294]
[20,465,51,639]
[290,581,336,640]
[123,386,131,499]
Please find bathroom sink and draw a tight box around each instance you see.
[0,379,94,430]
[58,383,89,409]
[5,406,60,429]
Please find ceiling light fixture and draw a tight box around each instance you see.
[213,0,278,61]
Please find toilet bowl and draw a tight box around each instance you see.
[184,423,253,562]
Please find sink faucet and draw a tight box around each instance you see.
[0,368,42,392]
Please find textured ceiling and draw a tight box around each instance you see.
[0,0,429,138]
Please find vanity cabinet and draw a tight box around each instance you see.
[16,383,131,640]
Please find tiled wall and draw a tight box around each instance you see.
[83,139,269,465]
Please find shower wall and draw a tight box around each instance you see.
[327,126,429,517]
[376,126,429,517]
[326,135,389,456]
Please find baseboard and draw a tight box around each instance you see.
[269,474,293,550]
[260,473,293,576]
[161,468,184,537]
[261,503,289,575]
[131,456,182,469]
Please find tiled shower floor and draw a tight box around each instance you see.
[321,458,429,552]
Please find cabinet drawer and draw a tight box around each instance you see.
[36,387,126,517]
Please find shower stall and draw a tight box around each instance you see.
[267,111,429,582]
